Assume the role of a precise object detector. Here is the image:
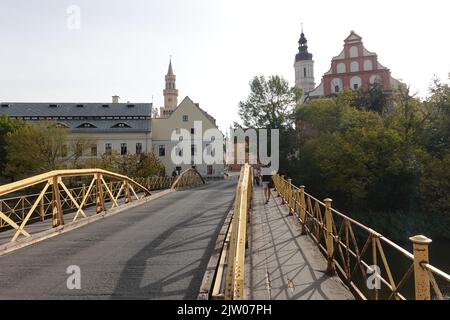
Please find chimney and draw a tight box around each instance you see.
[112,95,120,103]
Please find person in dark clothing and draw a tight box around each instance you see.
[262,174,272,204]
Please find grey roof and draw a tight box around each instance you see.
[0,102,152,133]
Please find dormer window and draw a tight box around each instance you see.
[76,104,84,108]
[55,122,69,128]
[1,104,10,108]
[112,122,131,128]
[49,104,58,108]
[77,123,97,128]
[127,104,135,108]
[102,104,109,108]
[182,115,188,122]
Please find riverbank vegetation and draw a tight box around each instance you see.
[238,74,450,241]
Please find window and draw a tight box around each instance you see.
[121,143,127,155]
[350,61,359,72]
[158,145,165,157]
[77,123,97,128]
[105,143,112,155]
[49,104,58,108]
[182,115,188,122]
[112,123,131,128]
[303,67,307,77]
[191,144,196,156]
[350,76,362,90]
[91,145,97,157]
[190,128,195,134]
[336,63,346,74]
[1,104,9,108]
[331,78,343,93]
[102,104,109,108]
[349,46,358,58]
[76,104,84,108]
[127,104,135,108]
[207,165,213,176]
[136,143,142,155]
[364,60,373,71]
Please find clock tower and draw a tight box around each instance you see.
[294,26,315,95]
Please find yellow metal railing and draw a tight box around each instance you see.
[0,169,155,243]
[272,174,450,300]
[171,168,205,190]
[211,164,253,300]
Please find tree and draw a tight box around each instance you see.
[238,75,301,128]
[352,81,392,113]
[0,115,24,175]
[4,122,69,179]
[78,151,166,178]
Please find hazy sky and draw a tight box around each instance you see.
[1,0,449,132]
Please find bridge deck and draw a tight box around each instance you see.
[0,180,237,299]
[248,186,354,300]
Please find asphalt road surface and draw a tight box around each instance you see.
[0,179,237,300]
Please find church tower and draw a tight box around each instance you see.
[294,26,315,95]
[160,58,178,117]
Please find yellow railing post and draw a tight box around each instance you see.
[51,176,64,227]
[410,235,432,300]
[324,198,336,275]
[96,173,105,213]
[40,196,45,221]
[299,185,306,235]
[287,179,293,215]
[124,181,131,204]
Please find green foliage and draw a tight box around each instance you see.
[0,115,24,175]
[1,118,166,180]
[289,76,450,241]
[238,75,301,128]
[4,122,69,179]
[78,151,166,178]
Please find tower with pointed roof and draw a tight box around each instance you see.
[160,58,179,117]
[294,25,315,95]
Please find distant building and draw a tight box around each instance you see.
[1,59,224,177]
[294,30,401,101]
[0,98,152,156]
[152,60,224,178]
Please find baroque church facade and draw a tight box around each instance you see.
[294,29,401,101]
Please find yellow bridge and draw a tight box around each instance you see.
[0,167,448,300]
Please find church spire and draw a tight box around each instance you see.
[294,23,315,97]
[295,24,313,61]
[167,57,174,76]
[161,57,178,116]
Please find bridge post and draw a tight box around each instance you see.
[124,181,131,204]
[51,176,64,227]
[410,235,432,300]
[40,196,45,221]
[324,198,336,275]
[95,173,105,213]
[287,179,293,215]
[299,186,306,235]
